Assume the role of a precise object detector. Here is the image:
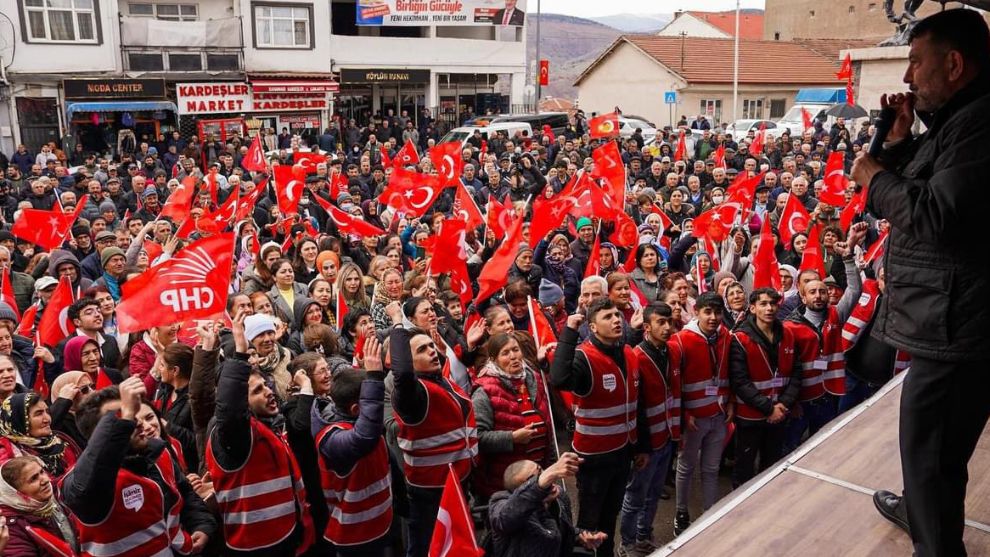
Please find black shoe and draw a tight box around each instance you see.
[673,509,691,536]
[873,490,911,535]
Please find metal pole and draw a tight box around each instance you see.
[534,0,542,113]
[732,0,740,125]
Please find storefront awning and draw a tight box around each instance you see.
[251,79,339,94]
[66,101,178,119]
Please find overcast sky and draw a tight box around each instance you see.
[537,0,766,17]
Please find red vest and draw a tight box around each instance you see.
[77,448,193,557]
[472,370,551,498]
[572,340,639,456]
[634,344,679,449]
[395,378,479,488]
[671,325,730,419]
[732,326,799,421]
[841,279,911,375]
[206,418,312,553]
[786,307,845,399]
[316,423,393,547]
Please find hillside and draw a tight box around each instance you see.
[590,13,672,33]
[526,13,624,101]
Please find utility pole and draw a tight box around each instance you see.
[679,31,687,70]
[534,0,542,113]
[732,0,740,125]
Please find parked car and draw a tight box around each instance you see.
[724,119,784,140]
[439,122,534,149]
[618,116,658,143]
[490,112,569,137]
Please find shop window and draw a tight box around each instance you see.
[21,0,100,43]
[206,53,240,71]
[253,2,312,49]
[168,53,202,71]
[128,52,165,71]
[128,3,198,21]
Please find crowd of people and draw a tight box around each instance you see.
[0,100,902,557]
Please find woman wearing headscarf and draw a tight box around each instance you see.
[471,333,552,502]
[598,241,620,276]
[722,281,748,330]
[0,392,78,480]
[287,297,330,355]
[0,456,78,556]
[689,250,715,294]
[370,267,405,333]
[240,242,282,295]
[535,240,579,314]
[63,336,123,388]
[315,250,340,289]
[47,371,93,450]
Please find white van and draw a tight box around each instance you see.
[776,88,848,136]
[439,122,534,149]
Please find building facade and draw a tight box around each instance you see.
[0,0,528,154]
[762,0,971,41]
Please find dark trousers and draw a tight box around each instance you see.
[732,419,787,488]
[783,394,838,453]
[575,446,632,557]
[900,356,990,557]
[335,538,388,557]
[406,485,443,557]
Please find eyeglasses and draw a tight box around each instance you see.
[79,385,93,394]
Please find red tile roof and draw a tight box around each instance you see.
[686,10,764,40]
[792,38,879,60]
[578,35,847,86]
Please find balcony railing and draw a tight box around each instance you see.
[119,15,243,74]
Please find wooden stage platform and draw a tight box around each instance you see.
[654,373,990,556]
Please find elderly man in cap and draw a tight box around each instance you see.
[93,247,127,302]
[133,185,161,222]
[80,230,121,281]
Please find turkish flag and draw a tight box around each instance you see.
[234,178,267,223]
[673,129,687,162]
[840,185,867,231]
[33,356,49,401]
[293,151,327,176]
[17,305,37,337]
[836,53,853,80]
[695,253,709,294]
[204,170,220,205]
[591,140,626,206]
[800,225,827,280]
[726,171,766,214]
[116,233,235,333]
[11,195,88,250]
[692,203,740,243]
[378,166,442,217]
[476,218,524,304]
[779,191,811,248]
[752,216,782,290]
[651,203,674,237]
[864,230,888,264]
[329,170,350,200]
[25,525,75,557]
[845,80,856,106]
[452,182,485,230]
[429,221,474,307]
[429,141,464,187]
[379,143,392,167]
[486,195,515,238]
[529,194,571,242]
[313,194,385,238]
[713,143,726,169]
[273,165,305,216]
[821,152,849,206]
[801,107,814,132]
[243,134,267,172]
[628,279,648,309]
[539,59,549,86]
[1,266,20,320]
[529,297,557,349]
[428,464,483,557]
[161,176,198,222]
[336,290,349,329]
[610,209,639,249]
[479,140,488,162]
[588,112,620,138]
[749,122,766,156]
[37,276,75,347]
[584,235,601,278]
[623,245,639,273]
[393,139,420,168]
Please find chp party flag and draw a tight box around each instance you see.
[836,53,853,81]
[428,464,484,557]
[116,233,235,333]
[588,112,620,138]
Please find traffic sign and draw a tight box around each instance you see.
[664,91,677,104]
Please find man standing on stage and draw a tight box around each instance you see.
[851,9,990,556]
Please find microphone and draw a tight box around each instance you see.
[868,106,897,158]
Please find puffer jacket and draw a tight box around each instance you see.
[44,250,93,291]
[868,74,990,362]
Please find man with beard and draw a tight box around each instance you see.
[205,311,313,556]
[65,377,216,555]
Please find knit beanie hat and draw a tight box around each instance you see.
[576,217,593,232]
[101,247,125,268]
[244,314,276,342]
[516,243,533,257]
[538,279,564,306]
[0,302,18,326]
[99,201,117,214]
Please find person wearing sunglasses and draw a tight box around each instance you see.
[48,370,95,450]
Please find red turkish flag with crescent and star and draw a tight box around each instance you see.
[692,203,740,243]
[539,59,549,86]
[313,194,385,238]
[778,191,811,248]
[591,140,626,206]
[273,165,305,216]
[476,218,525,304]
[487,195,515,238]
[161,176,198,222]
[588,112,620,138]
[293,151,327,177]
[452,182,485,230]
[116,233,235,333]
[800,225,827,280]
[428,464,484,557]
[529,194,571,242]
[821,152,850,206]
[243,134,267,172]
[393,139,420,168]
[752,216,782,290]
[37,276,75,347]
[429,141,464,187]
[11,195,88,250]
[377,166,442,217]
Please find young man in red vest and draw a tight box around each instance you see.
[838,264,910,413]
[551,298,648,557]
[782,222,866,453]
[391,324,478,557]
[670,291,733,535]
[65,376,216,557]
[619,301,679,556]
[729,287,805,487]
[313,337,393,556]
[205,312,313,557]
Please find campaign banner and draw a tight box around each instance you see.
[356,0,528,26]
